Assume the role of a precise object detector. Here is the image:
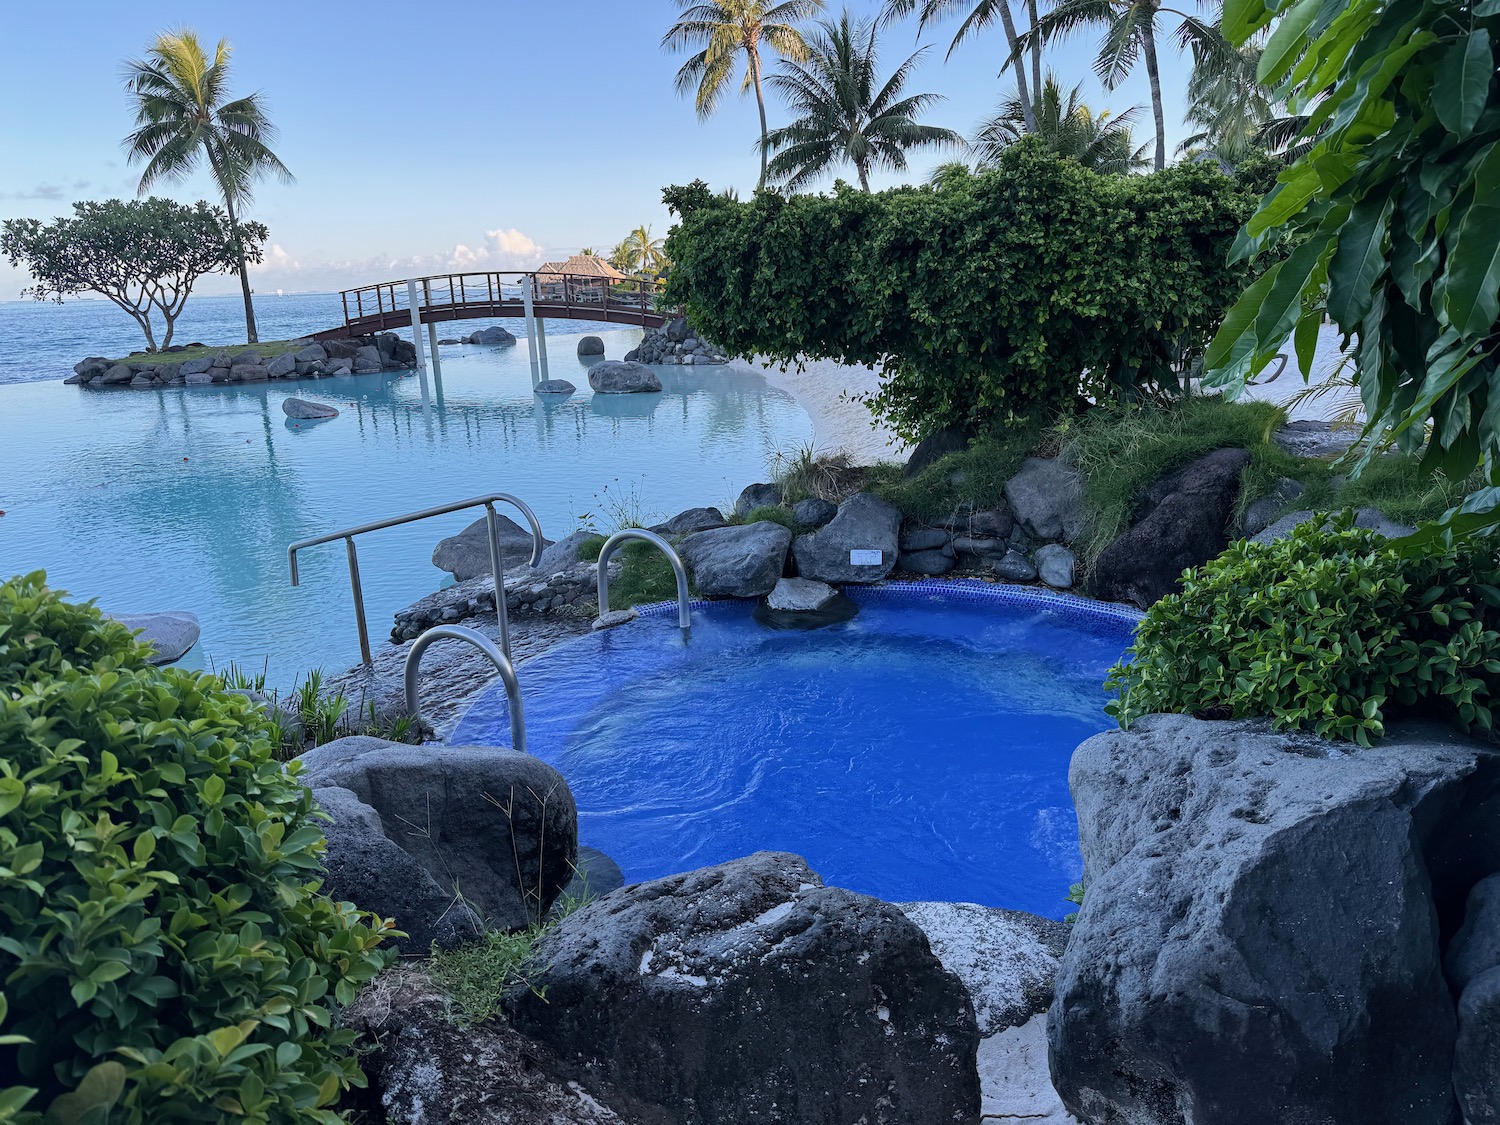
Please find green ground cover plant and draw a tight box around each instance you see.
[425,925,551,1028]
[107,337,307,366]
[1107,517,1500,745]
[863,424,1046,524]
[0,573,394,1123]
[663,145,1262,439]
[577,536,684,609]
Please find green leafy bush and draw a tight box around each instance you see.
[0,573,394,1123]
[663,142,1262,439]
[1107,519,1500,745]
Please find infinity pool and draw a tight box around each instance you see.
[0,327,811,685]
[450,583,1139,918]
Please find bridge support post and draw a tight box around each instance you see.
[426,320,441,376]
[536,316,550,380]
[406,279,428,372]
[521,278,541,382]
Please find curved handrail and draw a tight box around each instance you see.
[596,529,691,636]
[287,491,545,666]
[404,624,525,752]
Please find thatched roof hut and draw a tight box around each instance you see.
[536,254,630,281]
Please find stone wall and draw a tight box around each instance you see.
[624,315,729,366]
[66,332,418,388]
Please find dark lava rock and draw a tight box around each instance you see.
[904,425,971,478]
[734,481,783,516]
[792,492,902,584]
[1455,967,1500,1125]
[899,549,956,576]
[1050,714,1500,1125]
[900,525,950,552]
[577,335,605,357]
[298,737,578,941]
[588,360,661,394]
[651,506,729,536]
[432,513,550,581]
[507,852,981,1125]
[1448,873,1500,993]
[281,396,339,420]
[1090,447,1251,608]
[679,521,792,598]
[992,549,1037,582]
[1003,457,1086,543]
[792,496,838,529]
[534,378,576,394]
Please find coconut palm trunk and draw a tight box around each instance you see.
[1140,16,1167,170]
[217,178,258,343]
[995,3,1036,133]
[1026,0,1042,99]
[750,43,772,189]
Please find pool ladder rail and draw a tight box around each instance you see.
[287,492,545,667]
[596,528,692,638]
[404,624,526,752]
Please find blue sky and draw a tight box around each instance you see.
[0,0,1195,298]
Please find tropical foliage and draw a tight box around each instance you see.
[663,0,826,189]
[1204,0,1500,525]
[0,573,393,1123]
[663,142,1259,437]
[764,12,962,190]
[1108,516,1500,745]
[0,198,264,353]
[123,30,292,345]
[971,71,1148,173]
[1177,21,1303,163]
[612,225,670,275]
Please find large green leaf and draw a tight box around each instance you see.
[1204,264,1280,388]
[1327,186,1394,326]
[1259,0,1326,83]
[1441,146,1500,336]
[1434,30,1493,139]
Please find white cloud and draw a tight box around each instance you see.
[243,225,549,292]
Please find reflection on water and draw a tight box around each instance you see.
[0,330,812,686]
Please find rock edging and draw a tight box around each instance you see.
[67,333,418,388]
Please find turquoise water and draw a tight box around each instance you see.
[0,328,812,685]
[452,585,1139,917]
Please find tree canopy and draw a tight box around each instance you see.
[0,198,266,352]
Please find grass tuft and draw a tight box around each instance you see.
[865,423,1045,525]
[426,925,549,1027]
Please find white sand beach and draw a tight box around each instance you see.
[744,355,911,466]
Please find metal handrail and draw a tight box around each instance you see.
[596,529,692,636]
[404,624,525,752]
[288,492,545,666]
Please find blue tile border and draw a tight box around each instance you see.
[634,577,1144,629]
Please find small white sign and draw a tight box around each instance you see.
[849,549,884,566]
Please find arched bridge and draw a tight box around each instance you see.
[309,270,671,341]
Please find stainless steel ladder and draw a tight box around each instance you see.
[596,528,692,637]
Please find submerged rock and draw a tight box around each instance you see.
[507,851,981,1125]
[469,325,518,346]
[281,396,339,420]
[534,378,576,394]
[587,360,661,394]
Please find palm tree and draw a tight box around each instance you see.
[764,12,962,191]
[1176,20,1304,163]
[1023,0,1195,171]
[608,239,639,275]
[881,0,1042,136]
[123,30,292,345]
[618,225,669,275]
[663,0,827,190]
[972,72,1149,173]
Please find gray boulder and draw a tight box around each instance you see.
[1004,458,1086,543]
[587,360,661,394]
[766,577,838,612]
[651,506,728,536]
[665,315,690,342]
[1035,544,1075,589]
[469,325,518,346]
[294,344,328,363]
[211,350,233,368]
[1455,968,1500,1125]
[1050,715,1500,1125]
[1448,874,1500,993]
[734,482,783,516]
[903,425,970,478]
[993,550,1038,582]
[353,345,382,373]
[1090,447,1251,608]
[577,335,605,357]
[322,339,363,360]
[792,492,902,584]
[108,610,200,664]
[100,363,135,385]
[266,352,296,378]
[231,363,268,382]
[72,356,109,380]
[679,521,792,599]
[346,969,631,1124]
[298,737,579,938]
[507,852,981,1125]
[312,787,483,952]
[1242,476,1305,536]
[899,902,1068,1037]
[534,529,595,576]
[1252,507,1414,546]
[327,358,354,375]
[900,525,950,552]
[184,370,214,386]
[282,397,339,420]
[1275,419,1361,459]
[793,497,838,529]
[230,349,261,367]
[179,356,213,376]
[534,379,576,394]
[899,549,956,576]
[432,514,550,581]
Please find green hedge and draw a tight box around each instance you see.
[1107,519,1500,745]
[0,573,393,1123]
[663,141,1262,439]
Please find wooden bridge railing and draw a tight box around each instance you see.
[335,271,668,332]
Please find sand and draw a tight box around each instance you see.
[739,355,911,467]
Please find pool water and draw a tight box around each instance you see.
[0,328,811,685]
[450,584,1139,918]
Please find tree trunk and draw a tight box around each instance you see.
[1141,16,1167,171]
[221,189,259,344]
[750,44,770,191]
[858,160,871,192]
[996,3,1036,133]
[1025,0,1042,102]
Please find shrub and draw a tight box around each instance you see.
[1107,519,1500,745]
[0,573,394,1123]
[663,142,1261,439]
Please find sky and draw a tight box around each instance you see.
[0,0,1196,300]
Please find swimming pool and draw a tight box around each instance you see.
[450,581,1140,918]
[0,327,811,685]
